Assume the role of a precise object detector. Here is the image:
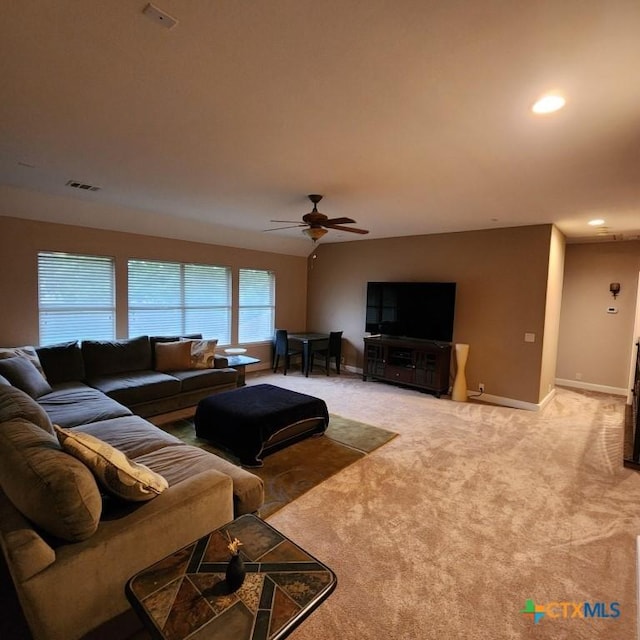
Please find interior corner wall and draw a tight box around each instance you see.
[539,226,566,401]
[306,225,554,405]
[557,239,640,393]
[0,216,308,367]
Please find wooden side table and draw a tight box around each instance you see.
[126,514,336,640]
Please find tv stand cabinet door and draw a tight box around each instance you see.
[363,340,385,380]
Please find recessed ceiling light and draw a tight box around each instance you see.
[531,94,566,114]
[588,219,605,226]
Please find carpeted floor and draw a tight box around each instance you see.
[245,371,640,640]
[159,414,397,517]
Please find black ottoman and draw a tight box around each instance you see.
[194,384,329,467]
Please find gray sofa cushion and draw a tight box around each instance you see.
[82,336,152,378]
[38,382,132,428]
[36,340,85,384]
[76,415,183,458]
[0,418,102,541]
[0,356,52,398]
[134,444,264,515]
[87,371,182,406]
[169,368,239,392]
[0,385,54,434]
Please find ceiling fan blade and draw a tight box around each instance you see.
[263,224,306,232]
[270,219,305,224]
[323,217,356,225]
[324,224,369,234]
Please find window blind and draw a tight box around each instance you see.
[238,268,275,343]
[128,259,231,343]
[38,252,115,345]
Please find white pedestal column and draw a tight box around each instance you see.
[451,343,469,402]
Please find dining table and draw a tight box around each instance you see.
[287,332,329,377]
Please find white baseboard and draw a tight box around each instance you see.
[555,378,628,396]
[351,365,551,411]
[469,390,553,412]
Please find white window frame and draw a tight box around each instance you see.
[38,251,115,345]
[128,259,232,343]
[238,268,276,344]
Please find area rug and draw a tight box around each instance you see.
[159,414,397,517]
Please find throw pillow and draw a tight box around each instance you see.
[154,340,192,372]
[150,334,202,368]
[0,356,53,399]
[187,339,219,369]
[0,346,47,378]
[54,426,169,501]
[0,418,102,542]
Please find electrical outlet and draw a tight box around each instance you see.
[479,383,485,393]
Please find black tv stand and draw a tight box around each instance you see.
[363,335,451,397]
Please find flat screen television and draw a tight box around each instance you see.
[365,281,456,343]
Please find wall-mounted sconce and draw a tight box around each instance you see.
[610,282,621,299]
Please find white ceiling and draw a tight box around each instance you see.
[2,1,640,257]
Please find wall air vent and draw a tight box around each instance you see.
[66,180,101,192]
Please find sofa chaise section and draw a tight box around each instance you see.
[77,415,264,515]
[0,364,264,640]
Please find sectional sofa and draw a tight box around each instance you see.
[0,337,265,640]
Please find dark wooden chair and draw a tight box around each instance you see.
[272,329,303,375]
[310,331,343,375]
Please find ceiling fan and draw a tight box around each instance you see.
[266,194,369,241]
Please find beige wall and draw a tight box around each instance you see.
[0,216,308,368]
[539,226,566,400]
[8,212,633,403]
[307,225,555,404]
[557,240,640,392]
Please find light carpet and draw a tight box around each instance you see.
[245,371,639,640]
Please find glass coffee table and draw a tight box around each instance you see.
[225,354,261,387]
[126,514,336,640]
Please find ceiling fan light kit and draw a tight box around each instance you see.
[266,194,370,241]
[303,227,328,241]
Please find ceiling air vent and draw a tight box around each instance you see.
[66,180,101,192]
[143,3,178,29]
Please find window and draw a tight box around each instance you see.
[128,259,231,343]
[238,269,275,343]
[38,252,115,345]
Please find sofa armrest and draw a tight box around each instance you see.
[0,492,56,583]
[213,354,229,369]
[4,529,56,583]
